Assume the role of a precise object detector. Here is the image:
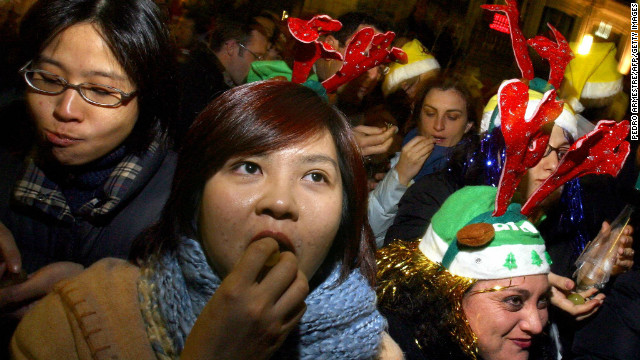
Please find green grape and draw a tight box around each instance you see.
[567,293,586,305]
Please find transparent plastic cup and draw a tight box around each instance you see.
[573,205,633,292]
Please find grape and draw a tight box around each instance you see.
[567,293,586,305]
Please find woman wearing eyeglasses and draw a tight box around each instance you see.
[0,0,178,340]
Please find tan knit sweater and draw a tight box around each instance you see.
[11,258,405,360]
[10,258,155,360]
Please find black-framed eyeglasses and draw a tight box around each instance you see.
[238,43,265,61]
[19,61,137,107]
[543,143,569,161]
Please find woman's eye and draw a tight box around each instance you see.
[42,74,61,84]
[234,162,261,175]
[447,115,460,121]
[34,72,62,84]
[303,172,326,183]
[86,85,115,96]
[558,148,570,159]
[537,296,550,309]
[504,295,524,310]
[424,111,436,117]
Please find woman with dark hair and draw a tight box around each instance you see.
[0,0,178,326]
[11,81,400,359]
[404,75,480,174]
[368,74,480,246]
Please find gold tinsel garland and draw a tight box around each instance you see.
[376,240,479,359]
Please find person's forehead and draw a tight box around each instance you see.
[549,124,570,146]
[423,88,466,109]
[248,29,268,46]
[473,274,549,294]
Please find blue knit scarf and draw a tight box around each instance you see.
[138,237,386,359]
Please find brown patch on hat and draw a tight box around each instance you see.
[457,223,495,247]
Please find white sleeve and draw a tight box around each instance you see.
[367,165,409,248]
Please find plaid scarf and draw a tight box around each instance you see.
[13,135,168,223]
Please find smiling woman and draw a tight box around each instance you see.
[377,186,552,360]
[463,275,550,360]
[11,81,401,359]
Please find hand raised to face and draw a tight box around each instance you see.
[182,237,309,359]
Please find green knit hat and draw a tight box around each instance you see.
[419,186,551,280]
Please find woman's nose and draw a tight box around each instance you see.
[540,149,560,173]
[53,88,85,122]
[520,306,546,335]
[255,177,299,221]
[433,115,445,131]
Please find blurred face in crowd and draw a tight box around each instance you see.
[463,275,550,360]
[316,24,386,104]
[26,22,139,166]
[400,71,437,103]
[254,15,282,60]
[227,29,269,86]
[418,88,472,147]
[198,130,343,280]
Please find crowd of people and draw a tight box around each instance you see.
[0,0,637,359]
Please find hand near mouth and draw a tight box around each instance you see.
[395,135,435,186]
[183,237,309,359]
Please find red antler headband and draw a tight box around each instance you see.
[287,15,407,92]
[521,120,631,215]
[481,1,574,89]
[287,15,343,84]
[528,24,574,90]
[481,0,534,81]
[321,28,407,93]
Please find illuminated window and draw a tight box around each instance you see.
[595,21,612,39]
[489,13,510,34]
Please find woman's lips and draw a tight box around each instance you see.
[46,131,81,147]
[511,338,532,349]
[251,230,295,254]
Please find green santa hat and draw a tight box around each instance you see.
[419,186,551,280]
